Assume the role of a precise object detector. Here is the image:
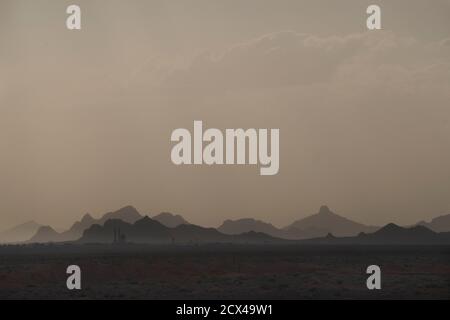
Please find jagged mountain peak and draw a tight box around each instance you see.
[81,213,94,223]
[284,206,378,238]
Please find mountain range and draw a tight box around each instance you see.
[72,216,450,245]
[0,221,42,243]
[301,223,450,245]
[218,206,378,239]
[218,218,284,238]
[23,206,191,244]
[80,217,281,245]
[152,212,190,228]
[1,205,450,245]
[27,206,143,243]
[416,214,450,233]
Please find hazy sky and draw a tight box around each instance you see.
[1,0,450,230]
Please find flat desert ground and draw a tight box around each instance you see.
[0,244,448,299]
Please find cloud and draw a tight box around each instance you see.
[159,31,450,96]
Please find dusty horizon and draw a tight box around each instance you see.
[2,202,450,232]
[1,0,450,230]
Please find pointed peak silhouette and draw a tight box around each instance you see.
[134,216,155,225]
[81,213,94,223]
[285,206,378,238]
[318,205,332,215]
[28,225,60,243]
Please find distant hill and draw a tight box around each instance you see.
[61,213,97,240]
[28,226,61,243]
[361,223,441,244]
[218,206,379,240]
[0,221,42,243]
[417,213,450,232]
[97,206,143,225]
[302,223,450,245]
[152,212,190,228]
[218,218,283,238]
[82,217,170,244]
[80,216,286,245]
[27,206,143,243]
[283,205,378,239]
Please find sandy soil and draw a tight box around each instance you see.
[0,244,448,299]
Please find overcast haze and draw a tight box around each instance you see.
[1,0,450,230]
